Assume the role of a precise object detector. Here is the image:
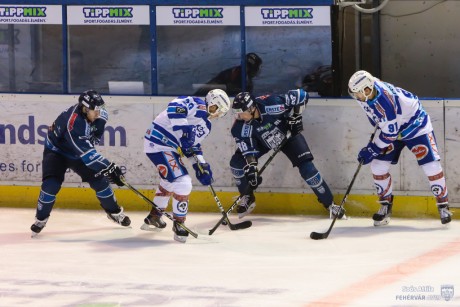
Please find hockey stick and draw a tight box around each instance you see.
[120,177,198,239]
[208,134,291,235]
[192,153,253,232]
[310,125,379,240]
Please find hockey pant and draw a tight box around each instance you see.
[369,132,447,202]
[229,133,333,207]
[36,148,121,220]
[146,151,192,220]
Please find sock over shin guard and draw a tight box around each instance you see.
[298,161,333,207]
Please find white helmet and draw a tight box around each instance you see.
[205,89,230,118]
[348,70,375,101]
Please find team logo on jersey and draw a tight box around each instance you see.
[157,164,168,178]
[242,124,251,137]
[265,105,285,114]
[411,145,428,160]
[176,106,187,114]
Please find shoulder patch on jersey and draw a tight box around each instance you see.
[265,105,285,114]
[68,113,78,131]
[242,123,251,138]
[176,106,187,114]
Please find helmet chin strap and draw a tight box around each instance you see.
[250,106,258,119]
[361,87,373,102]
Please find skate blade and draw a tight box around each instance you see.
[140,223,164,232]
[31,231,39,238]
[173,234,188,243]
[330,214,349,220]
[238,204,256,219]
[374,217,390,226]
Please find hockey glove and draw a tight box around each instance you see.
[90,118,106,145]
[244,161,262,189]
[179,126,196,151]
[287,113,303,136]
[358,142,382,165]
[183,145,203,158]
[100,162,124,186]
[89,135,101,146]
[193,163,213,186]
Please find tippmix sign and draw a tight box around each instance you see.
[156,6,240,26]
[67,6,149,25]
[245,6,330,26]
[0,5,61,24]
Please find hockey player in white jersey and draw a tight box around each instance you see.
[348,70,452,225]
[143,89,230,242]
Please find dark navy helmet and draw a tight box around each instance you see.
[78,90,105,110]
[232,92,255,114]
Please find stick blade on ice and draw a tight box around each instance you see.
[310,231,328,240]
[230,220,252,230]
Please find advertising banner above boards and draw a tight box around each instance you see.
[0,5,330,26]
[0,5,62,24]
[67,5,150,25]
[156,6,239,26]
[245,6,331,27]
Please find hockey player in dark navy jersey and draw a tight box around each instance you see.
[30,90,130,237]
[230,89,346,219]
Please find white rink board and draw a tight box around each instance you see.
[0,94,456,202]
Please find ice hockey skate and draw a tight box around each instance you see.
[30,217,49,238]
[373,195,393,226]
[106,207,131,227]
[328,203,347,220]
[437,203,453,224]
[237,194,256,219]
[172,219,189,243]
[141,207,166,231]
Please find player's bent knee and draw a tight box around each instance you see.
[41,177,62,195]
[172,175,193,195]
[421,160,443,177]
[370,159,391,175]
[298,161,318,180]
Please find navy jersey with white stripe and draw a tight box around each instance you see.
[231,89,306,159]
[46,104,111,172]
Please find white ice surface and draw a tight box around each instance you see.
[1,208,459,307]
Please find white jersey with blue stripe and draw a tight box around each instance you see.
[356,79,433,149]
[144,96,211,154]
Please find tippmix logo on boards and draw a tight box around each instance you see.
[171,7,224,24]
[0,6,46,23]
[82,7,134,24]
[260,8,314,25]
